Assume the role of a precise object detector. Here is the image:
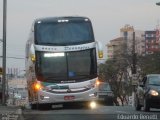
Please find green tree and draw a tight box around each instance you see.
[138,52,160,76]
[98,58,132,106]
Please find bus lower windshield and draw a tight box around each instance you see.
[35,21,94,45]
[35,49,97,83]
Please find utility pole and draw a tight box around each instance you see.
[132,32,137,86]
[131,32,137,107]
[2,0,7,105]
[132,32,137,74]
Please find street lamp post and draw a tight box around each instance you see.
[2,0,7,105]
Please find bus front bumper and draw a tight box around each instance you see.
[37,89,98,104]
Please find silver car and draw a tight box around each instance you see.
[97,82,114,105]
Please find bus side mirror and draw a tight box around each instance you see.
[30,44,36,62]
[96,41,103,58]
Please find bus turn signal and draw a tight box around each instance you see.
[34,82,43,91]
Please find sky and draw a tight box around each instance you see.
[0,0,160,70]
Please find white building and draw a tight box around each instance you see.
[106,25,145,60]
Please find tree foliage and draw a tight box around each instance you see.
[99,51,160,105]
[138,52,160,76]
[98,57,132,106]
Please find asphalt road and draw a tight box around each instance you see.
[22,104,160,120]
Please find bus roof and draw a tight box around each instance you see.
[34,16,91,24]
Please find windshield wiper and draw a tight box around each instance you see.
[71,75,95,80]
[45,76,67,81]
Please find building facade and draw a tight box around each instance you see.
[145,30,160,54]
[107,37,124,59]
[107,25,145,60]
[120,25,145,56]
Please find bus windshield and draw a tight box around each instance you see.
[35,22,94,45]
[35,49,97,83]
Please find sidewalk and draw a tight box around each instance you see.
[0,104,23,120]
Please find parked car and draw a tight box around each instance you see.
[97,82,114,105]
[135,74,160,112]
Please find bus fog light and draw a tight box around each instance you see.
[89,101,97,109]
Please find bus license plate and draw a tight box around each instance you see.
[64,96,75,100]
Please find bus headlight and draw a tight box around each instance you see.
[89,79,100,88]
[89,101,97,109]
[95,79,100,87]
[149,90,159,96]
[34,81,43,91]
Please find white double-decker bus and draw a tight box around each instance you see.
[25,16,103,109]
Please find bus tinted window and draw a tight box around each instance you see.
[67,49,97,80]
[35,49,97,83]
[35,22,94,45]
